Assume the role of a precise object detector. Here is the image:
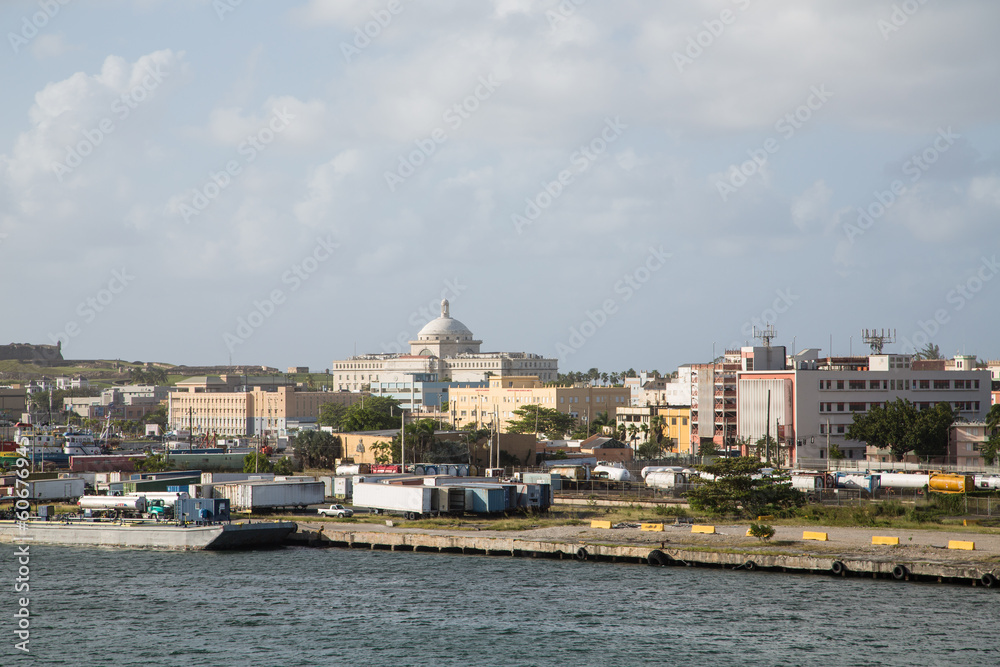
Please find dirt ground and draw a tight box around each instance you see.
[302,519,1000,564]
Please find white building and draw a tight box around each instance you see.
[332,300,558,392]
[737,351,991,463]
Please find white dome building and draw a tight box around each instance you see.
[410,299,482,358]
[331,300,559,398]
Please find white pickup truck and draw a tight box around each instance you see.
[317,504,354,518]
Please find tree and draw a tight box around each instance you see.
[753,435,778,460]
[506,405,575,439]
[828,443,846,460]
[142,405,168,432]
[294,431,342,469]
[910,402,954,459]
[915,343,942,360]
[339,396,402,432]
[626,424,639,449]
[637,439,665,460]
[244,452,273,473]
[369,440,393,465]
[650,415,666,444]
[698,439,718,457]
[846,398,918,461]
[639,423,650,444]
[686,457,805,518]
[318,402,348,429]
[982,405,1000,465]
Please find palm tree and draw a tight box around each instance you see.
[639,422,650,444]
[649,415,666,444]
[915,343,942,360]
[627,423,639,450]
[986,404,1000,435]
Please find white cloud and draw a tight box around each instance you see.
[30,33,72,59]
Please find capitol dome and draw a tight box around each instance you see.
[416,300,475,341]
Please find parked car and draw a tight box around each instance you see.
[317,504,353,518]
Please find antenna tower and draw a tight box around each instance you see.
[861,328,895,354]
[753,324,776,348]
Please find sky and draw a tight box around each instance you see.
[2,0,999,375]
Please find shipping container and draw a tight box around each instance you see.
[973,474,1000,490]
[69,454,145,472]
[928,474,975,494]
[878,473,930,489]
[201,472,276,484]
[352,482,435,518]
[835,473,879,494]
[466,486,506,513]
[335,463,370,476]
[25,477,86,500]
[212,481,325,511]
[121,476,200,495]
[333,476,352,499]
[790,474,826,491]
[645,470,688,490]
[549,465,589,481]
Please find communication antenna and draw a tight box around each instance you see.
[753,324,776,348]
[861,328,895,354]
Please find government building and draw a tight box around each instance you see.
[331,300,558,411]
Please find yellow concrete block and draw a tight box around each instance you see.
[964,519,979,527]
[591,520,612,530]
[948,540,975,551]
[691,525,716,534]
[872,536,900,546]
[757,515,774,521]
[746,529,752,536]
[640,523,664,532]
[803,531,829,541]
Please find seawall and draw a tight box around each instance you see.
[287,525,1000,589]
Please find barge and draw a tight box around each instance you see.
[0,519,296,550]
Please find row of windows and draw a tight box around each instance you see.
[819,378,980,390]
[819,401,980,413]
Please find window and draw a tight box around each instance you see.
[918,380,930,389]
[849,403,866,412]
[836,380,844,390]
[837,403,844,412]
[671,417,677,425]
[869,380,880,389]
[933,380,950,390]
[682,418,688,425]
[849,380,865,390]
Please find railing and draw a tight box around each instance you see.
[799,459,1000,475]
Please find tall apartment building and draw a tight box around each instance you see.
[690,351,743,450]
[449,376,630,433]
[736,351,990,464]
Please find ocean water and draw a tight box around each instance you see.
[3,545,997,666]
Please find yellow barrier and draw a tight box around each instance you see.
[948,540,975,551]
[872,536,900,546]
[964,519,979,527]
[746,529,752,536]
[590,520,612,530]
[691,525,716,534]
[757,515,774,521]
[641,523,664,532]
[803,531,829,541]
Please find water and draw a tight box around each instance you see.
[4,545,997,666]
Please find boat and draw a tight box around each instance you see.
[13,425,102,466]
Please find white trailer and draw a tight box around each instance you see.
[352,482,435,519]
[201,472,275,484]
[212,481,325,511]
[791,474,826,491]
[25,478,86,501]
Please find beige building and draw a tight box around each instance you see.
[332,300,558,391]
[167,376,365,437]
[450,376,630,434]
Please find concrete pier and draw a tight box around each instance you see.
[287,526,1000,588]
